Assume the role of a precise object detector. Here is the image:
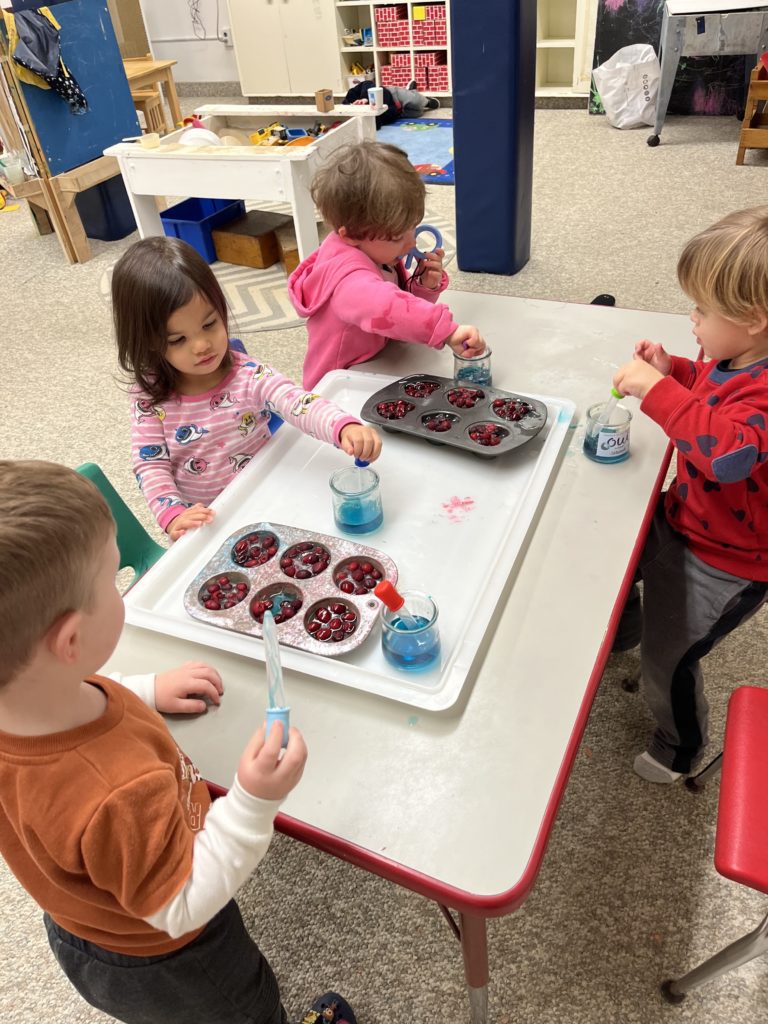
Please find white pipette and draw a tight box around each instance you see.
[262,610,289,748]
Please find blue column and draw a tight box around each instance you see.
[450,0,537,274]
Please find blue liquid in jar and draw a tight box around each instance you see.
[456,365,492,386]
[583,427,630,463]
[334,498,383,535]
[382,615,441,671]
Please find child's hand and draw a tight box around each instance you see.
[613,359,665,400]
[414,247,445,290]
[339,423,382,463]
[237,722,307,802]
[446,325,485,358]
[155,661,224,714]
[167,504,215,541]
[352,99,369,105]
[634,339,672,376]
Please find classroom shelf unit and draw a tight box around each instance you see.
[335,1,452,97]
[536,0,598,96]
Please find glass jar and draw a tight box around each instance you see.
[453,345,493,386]
[380,590,441,672]
[329,465,384,534]
[583,402,631,464]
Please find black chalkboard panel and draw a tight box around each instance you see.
[589,0,747,116]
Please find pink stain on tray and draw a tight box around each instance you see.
[442,495,475,523]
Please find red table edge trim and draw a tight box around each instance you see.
[206,445,672,920]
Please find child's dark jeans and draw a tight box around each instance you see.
[44,899,287,1024]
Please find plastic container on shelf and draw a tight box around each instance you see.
[159,197,246,263]
[74,176,136,242]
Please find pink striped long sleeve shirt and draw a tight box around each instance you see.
[131,351,359,531]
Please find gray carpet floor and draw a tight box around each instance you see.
[2,106,768,1024]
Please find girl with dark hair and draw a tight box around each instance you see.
[113,236,381,540]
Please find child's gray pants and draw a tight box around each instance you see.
[615,502,768,774]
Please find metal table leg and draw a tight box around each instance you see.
[460,912,489,1024]
[648,9,685,146]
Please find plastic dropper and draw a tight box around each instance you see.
[354,456,368,489]
[374,580,419,630]
[593,387,623,432]
[262,610,289,748]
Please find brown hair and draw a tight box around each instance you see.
[677,206,768,323]
[112,236,232,404]
[311,140,425,240]
[0,461,114,688]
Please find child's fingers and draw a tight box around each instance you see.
[166,695,209,715]
[187,663,224,695]
[185,676,223,706]
[241,722,268,763]
[276,728,308,777]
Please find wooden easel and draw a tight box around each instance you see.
[736,57,768,165]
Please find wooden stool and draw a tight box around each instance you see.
[736,60,768,165]
[131,88,167,135]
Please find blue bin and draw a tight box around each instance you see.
[159,197,246,263]
[74,176,136,242]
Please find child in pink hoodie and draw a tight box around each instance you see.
[289,140,485,389]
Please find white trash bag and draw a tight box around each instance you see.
[592,43,660,129]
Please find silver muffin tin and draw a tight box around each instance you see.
[360,374,548,458]
[183,521,398,658]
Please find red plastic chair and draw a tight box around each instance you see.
[662,685,768,1003]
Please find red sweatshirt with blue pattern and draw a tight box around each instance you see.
[640,354,768,581]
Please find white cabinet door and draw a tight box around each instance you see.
[282,0,343,93]
[228,0,341,95]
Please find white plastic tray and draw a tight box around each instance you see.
[124,371,576,711]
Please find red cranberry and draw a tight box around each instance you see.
[316,628,332,641]
[339,580,355,593]
[317,608,331,623]
[204,599,219,610]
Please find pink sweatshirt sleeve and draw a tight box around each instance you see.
[130,397,188,532]
[330,271,457,349]
[245,365,359,446]
[407,268,450,303]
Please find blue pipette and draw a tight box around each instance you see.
[262,610,289,748]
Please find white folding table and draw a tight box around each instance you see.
[104,292,695,1022]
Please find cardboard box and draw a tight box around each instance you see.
[315,88,334,113]
[212,210,292,269]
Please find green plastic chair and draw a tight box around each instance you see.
[76,463,165,584]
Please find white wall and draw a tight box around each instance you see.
[139,0,240,83]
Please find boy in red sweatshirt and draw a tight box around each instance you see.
[612,207,768,783]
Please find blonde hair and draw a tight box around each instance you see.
[677,206,768,322]
[311,140,425,240]
[0,462,114,687]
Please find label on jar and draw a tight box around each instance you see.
[594,423,630,460]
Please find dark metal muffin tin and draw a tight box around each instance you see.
[183,521,398,658]
[360,374,548,457]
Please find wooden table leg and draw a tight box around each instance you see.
[39,178,78,264]
[288,163,319,260]
[47,176,92,263]
[459,912,489,1024]
[161,69,182,130]
[27,199,54,235]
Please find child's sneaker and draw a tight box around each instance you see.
[633,751,683,784]
[406,79,417,91]
[299,991,357,1024]
[425,97,440,110]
